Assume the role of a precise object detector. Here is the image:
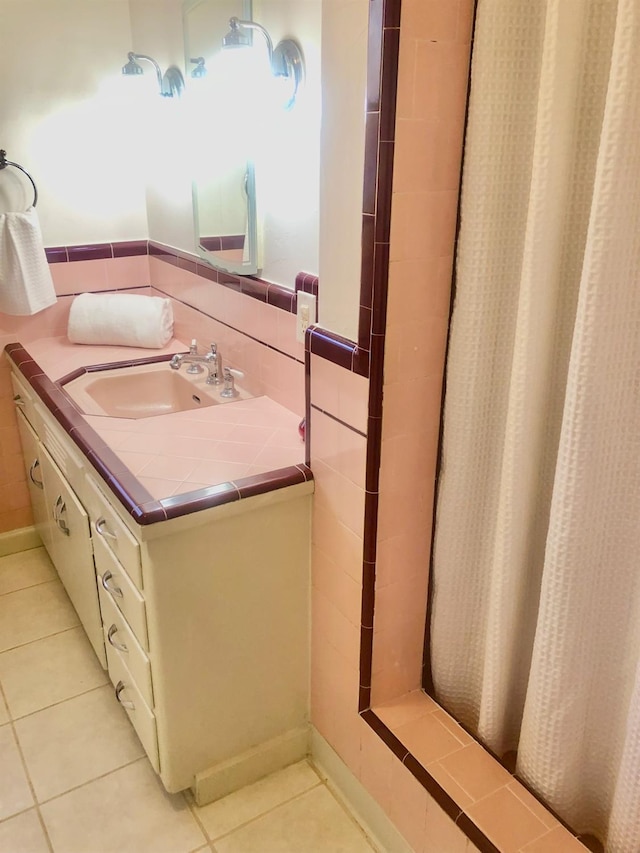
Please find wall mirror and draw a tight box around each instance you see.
[183,0,260,275]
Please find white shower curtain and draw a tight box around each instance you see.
[429,0,640,848]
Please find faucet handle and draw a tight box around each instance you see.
[189,339,198,354]
[210,342,217,354]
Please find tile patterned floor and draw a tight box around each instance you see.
[0,547,378,853]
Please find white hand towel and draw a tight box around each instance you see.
[0,206,57,315]
[68,292,174,349]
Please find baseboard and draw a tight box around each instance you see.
[0,526,41,558]
[193,725,310,806]
[310,728,413,853]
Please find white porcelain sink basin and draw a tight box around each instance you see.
[63,361,251,419]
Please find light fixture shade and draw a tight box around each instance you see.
[122,53,143,75]
[222,18,252,49]
[190,57,207,78]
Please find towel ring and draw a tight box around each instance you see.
[0,149,38,208]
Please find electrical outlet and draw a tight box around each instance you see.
[296,292,316,343]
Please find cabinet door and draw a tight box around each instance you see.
[15,409,53,556]
[39,447,107,668]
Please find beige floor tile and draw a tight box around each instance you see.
[14,685,144,802]
[0,808,50,853]
[195,761,321,841]
[40,758,206,853]
[0,548,57,597]
[214,785,376,853]
[0,581,79,653]
[0,626,108,719]
[0,725,34,820]
[0,693,8,726]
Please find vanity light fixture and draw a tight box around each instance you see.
[190,57,207,78]
[221,17,305,110]
[122,52,185,98]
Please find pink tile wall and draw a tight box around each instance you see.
[309,0,480,851]
[149,258,305,417]
[372,0,472,706]
[309,363,475,853]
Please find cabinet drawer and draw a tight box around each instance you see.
[95,534,148,650]
[86,477,142,590]
[11,372,37,431]
[101,589,153,709]
[105,642,159,774]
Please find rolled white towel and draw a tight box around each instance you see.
[68,293,174,349]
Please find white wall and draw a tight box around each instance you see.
[0,0,148,245]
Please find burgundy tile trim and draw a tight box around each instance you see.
[372,242,391,335]
[374,142,395,243]
[369,334,386,400]
[295,463,313,482]
[131,501,167,525]
[380,28,401,143]
[363,113,381,216]
[234,465,309,499]
[196,262,218,282]
[363,493,379,565]
[403,753,464,821]
[365,417,383,495]
[160,482,241,518]
[112,240,148,258]
[362,561,375,628]
[295,272,319,298]
[359,685,372,712]
[367,0,384,112]
[383,0,402,28]
[57,353,178,388]
[352,347,370,377]
[358,306,373,348]
[67,244,113,262]
[177,256,198,275]
[308,328,356,371]
[241,277,268,303]
[360,709,409,763]
[267,283,295,312]
[217,270,242,289]
[150,239,302,316]
[360,626,373,689]
[305,349,312,467]
[148,242,175,258]
[19,360,45,381]
[455,814,502,853]
[45,246,68,264]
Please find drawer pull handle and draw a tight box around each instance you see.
[13,394,26,408]
[101,571,123,599]
[115,680,135,710]
[107,624,128,653]
[29,459,44,489]
[53,495,70,536]
[95,517,117,541]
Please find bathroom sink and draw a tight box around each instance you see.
[63,361,252,419]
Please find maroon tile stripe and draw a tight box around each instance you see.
[5,344,311,526]
[44,239,308,317]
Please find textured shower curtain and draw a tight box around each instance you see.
[429,0,640,848]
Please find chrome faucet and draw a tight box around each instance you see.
[170,340,223,385]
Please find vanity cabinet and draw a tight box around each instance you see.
[11,361,312,803]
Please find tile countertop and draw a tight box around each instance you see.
[6,337,311,525]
